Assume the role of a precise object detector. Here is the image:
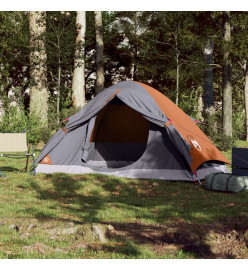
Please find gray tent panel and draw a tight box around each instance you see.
[86,142,147,168]
[166,124,192,169]
[81,116,96,162]
[115,81,167,127]
[49,124,87,166]
[66,85,120,132]
[36,163,229,181]
[36,129,66,164]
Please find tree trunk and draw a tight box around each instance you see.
[94,11,105,95]
[0,100,4,122]
[57,60,61,124]
[203,37,215,115]
[132,12,138,81]
[72,11,86,109]
[174,28,180,106]
[133,45,138,81]
[222,11,232,137]
[175,53,180,106]
[196,90,203,121]
[29,11,48,124]
[244,64,248,141]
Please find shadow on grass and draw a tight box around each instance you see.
[101,220,246,258]
[26,173,248,258]
[29,174,105,223]
[0,166,22,172]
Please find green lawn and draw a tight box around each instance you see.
[0,142,248,259]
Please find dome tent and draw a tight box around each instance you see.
[36,81,230,181]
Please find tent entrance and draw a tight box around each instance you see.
[86,98,149,168]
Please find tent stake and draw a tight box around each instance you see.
[193,172,202,185]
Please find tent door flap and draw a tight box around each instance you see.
[81,116,96,162]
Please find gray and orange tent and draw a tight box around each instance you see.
[36,81,230,181]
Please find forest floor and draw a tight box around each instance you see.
[0,141,247,259]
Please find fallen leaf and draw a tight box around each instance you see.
[225,203,235,207]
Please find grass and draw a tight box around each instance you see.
[0,141,248,259]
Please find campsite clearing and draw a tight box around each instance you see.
[0,143,247,259]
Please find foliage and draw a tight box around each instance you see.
[0,99,79,144]
[0,102,50,144]
[0,12,29,100]
[46,11,76,108]
[0,103,28,133]
[198,112,234,151]
[212,133,234,152]
[232,105,246,141]
[1,11,248,144]
[179,90,200,119]
[138,12,207,103]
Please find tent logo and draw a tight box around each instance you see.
[189,136,201,151]
[42,156,50,163]
[40,154,53,165]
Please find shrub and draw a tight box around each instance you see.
[197,112,234,151]
[211,133,234,152]
[0,102,79,145]
[232,105,246,141]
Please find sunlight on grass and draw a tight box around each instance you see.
[0,149,248,258]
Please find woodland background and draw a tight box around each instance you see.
[0,11,247,150]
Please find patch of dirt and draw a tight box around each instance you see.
[24,242,68,255]
[108,217,248,258]
[1,216,248,258]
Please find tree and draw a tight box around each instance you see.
[197,12,221,123]
[222,11,232,137]
[244,64,248,140]
[231,11,248,141]
[29,11,48,124]
[140,12,204,106]
[71,11,86,109]
[84,11,140,95]
[101,11,136,85]
[94,11,105,94]
[203,37,215,115]
[46,11,76,123]
[0,12,29,112]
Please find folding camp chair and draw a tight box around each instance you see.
[0,131,36,177]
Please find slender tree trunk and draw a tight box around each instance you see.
[57,58,61,124]
[244,63,248,141]
[222,11,232,137]
[94,11,105,95]
[132,12,138,81]
[175,53,180,106]
[133,45,138,81]
[174,28,180,106]
[29,11,48,124]
[196,90,204,121]
[0,100,4,122]
[72,11,86,109]
[131,46,138,81]
[203,37,215,115]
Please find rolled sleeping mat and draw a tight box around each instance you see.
[205,173,248,193]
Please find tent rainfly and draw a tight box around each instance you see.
[36,81,230,181]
